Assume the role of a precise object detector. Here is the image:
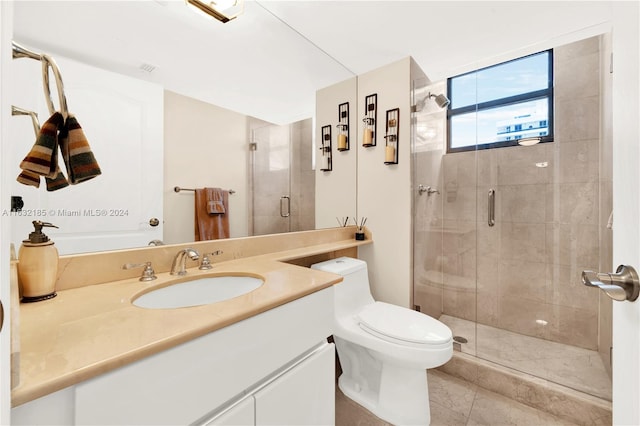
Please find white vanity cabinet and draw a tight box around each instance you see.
[12,287,335,425]
[254,341,334,425]
[205,342,334,426]
[206,396,255,426]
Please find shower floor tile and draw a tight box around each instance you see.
[439,315,612,401]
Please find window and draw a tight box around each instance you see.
[447,50,553,153]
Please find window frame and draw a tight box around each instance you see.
[446,50,554,154]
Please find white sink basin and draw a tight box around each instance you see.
[133,275,264,309]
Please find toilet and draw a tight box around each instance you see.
[311,257,452,425]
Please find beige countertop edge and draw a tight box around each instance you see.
[12,239,369,407]
[259,237,372,262]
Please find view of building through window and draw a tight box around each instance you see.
[447,50,553,152]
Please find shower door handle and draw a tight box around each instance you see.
[280,196,290,218]
[488,189,495,227]
[582,265,640,302]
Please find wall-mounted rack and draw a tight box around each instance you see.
[320,125,333,171]
[362,94,377,147]
[174,186,236,194]
[12,41,69,119]
[336,102,349,151]
[12,106,40,136]
[384,108,399,165]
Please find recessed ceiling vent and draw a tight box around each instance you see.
[139,63,157,73]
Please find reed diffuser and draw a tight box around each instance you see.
[354,217,367,240]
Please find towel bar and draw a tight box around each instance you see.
[174,186,235,194]
[12,41,69,119]
[12,106,41,136]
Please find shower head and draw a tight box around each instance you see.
[429,92,450,109]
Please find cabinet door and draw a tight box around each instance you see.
[254,342,334,425]
[205,396,254,426]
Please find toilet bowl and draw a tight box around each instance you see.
[312,257,452,425]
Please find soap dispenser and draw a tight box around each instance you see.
[18,220,59,302]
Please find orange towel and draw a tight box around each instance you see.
[195,188,229,241]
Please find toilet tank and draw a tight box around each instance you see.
[311,257,375,315]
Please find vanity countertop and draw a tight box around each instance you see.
[12,237,370,407]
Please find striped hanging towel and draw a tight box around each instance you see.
[59,115,101,184]
[18,112,65,178]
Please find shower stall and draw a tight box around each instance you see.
[412,35,612,402]
[249,118,316,236]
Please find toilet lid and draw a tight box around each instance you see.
[356,302,452,345]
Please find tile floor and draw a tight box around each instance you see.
[439,315,612,401]
[335,369,577,426]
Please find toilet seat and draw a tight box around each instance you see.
[356,302,452,346]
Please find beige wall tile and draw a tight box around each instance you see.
[499,259,548,303]
[554,139,599,184]
[557,181,599,225]
[546,263,600,312]
[554,52,600,101]
[548,304,598,350]
[554,96,600,142]
[554,35,600,62]
[499,222,547,263]
[499,184,547,223]
[497,144,551,185]
[545,223,600,267]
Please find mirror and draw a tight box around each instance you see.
[8,1,357,255]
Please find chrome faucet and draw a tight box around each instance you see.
[170,248,200,276]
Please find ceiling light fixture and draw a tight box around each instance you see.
[185,0,244,23]
[517,137,542,146]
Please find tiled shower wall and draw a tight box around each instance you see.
[414,36,610,351]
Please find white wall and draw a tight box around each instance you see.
[611,2,640,424]
[357,58,413,307]
[163,91,249,244]
[315,77,358,229]
[316,58,426,308]
[0,2,13,423]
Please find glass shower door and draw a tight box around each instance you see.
[412,78,480,356]
[250,123,292,236]
[412,35,613,402]
[249,119,315,236]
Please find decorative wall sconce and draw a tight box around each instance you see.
[384,108,399,165]
[362,94,377,147]
[337,102,349,151]
[320,125,333,171]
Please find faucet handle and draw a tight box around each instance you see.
[123,261,157,282]
[199,250,224,270]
